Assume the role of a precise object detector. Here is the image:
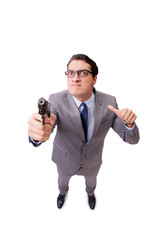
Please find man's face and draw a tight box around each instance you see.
[67,60,97,102]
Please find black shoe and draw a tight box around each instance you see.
[88,194,96,209]
[57,194,65,209]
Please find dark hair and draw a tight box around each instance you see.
[67,54,99,77]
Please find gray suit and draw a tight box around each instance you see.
[48,89,139,195]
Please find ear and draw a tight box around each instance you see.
[92,75,97,85]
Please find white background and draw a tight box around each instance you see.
[0,0,160,239]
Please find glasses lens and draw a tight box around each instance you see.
[65,71,74,77]
[78,70,88,77]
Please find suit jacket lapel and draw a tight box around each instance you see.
[64,92,85,141]
[91,91,104,140]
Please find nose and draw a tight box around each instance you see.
[72,72,80,82]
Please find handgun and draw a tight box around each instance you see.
[38,97,50,125]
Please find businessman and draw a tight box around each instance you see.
[28,54,140,209]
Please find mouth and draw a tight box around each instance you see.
[71,84,81,87]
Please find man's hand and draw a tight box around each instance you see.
[108,105,137,128]
[28,113,57,141]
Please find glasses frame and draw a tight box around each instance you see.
[65,69,93,78]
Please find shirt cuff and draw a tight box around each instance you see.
[124,122,136,132]
[28,136,42,147]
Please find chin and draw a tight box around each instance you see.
[69,88,82,97]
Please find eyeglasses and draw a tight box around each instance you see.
[65,69,92,78]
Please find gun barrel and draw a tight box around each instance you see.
[38,97,50,117]
[38,98,46,106]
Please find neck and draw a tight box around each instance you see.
[73,88,94,102]
[73,92,92,102]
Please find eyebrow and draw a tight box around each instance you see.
[67,69,91,71]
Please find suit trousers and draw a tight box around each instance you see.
[57,164,102,196]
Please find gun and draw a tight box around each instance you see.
[38,97,50,125]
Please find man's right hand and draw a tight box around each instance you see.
[28,113,57,142]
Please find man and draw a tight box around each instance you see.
[28,54,139,210]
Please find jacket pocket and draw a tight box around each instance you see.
[51,143,68,164]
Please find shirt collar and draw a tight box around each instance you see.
[72,92,95,109]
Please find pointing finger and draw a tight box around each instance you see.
[108,105,119,116]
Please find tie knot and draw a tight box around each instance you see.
[80,102,87,110]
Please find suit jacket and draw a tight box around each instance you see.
[48,89,140,175]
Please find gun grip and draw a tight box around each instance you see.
[42,116,45,125]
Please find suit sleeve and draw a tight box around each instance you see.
[49,94,59,127]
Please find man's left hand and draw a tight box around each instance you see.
[108,105,137,128]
